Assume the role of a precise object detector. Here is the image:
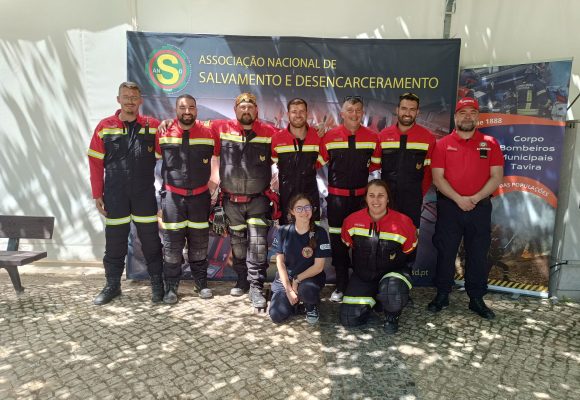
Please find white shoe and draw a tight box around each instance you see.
[199,288,213,299]
[330,289,343,303]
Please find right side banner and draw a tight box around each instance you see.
[456,60,573,296]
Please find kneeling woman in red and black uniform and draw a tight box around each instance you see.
[340,179,417,334]
[270,194,331,324]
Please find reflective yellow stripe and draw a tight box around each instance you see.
[274,145,296,153]
[159,137,182,145]
[88,149,104,159]
[355,142,376,150]
[161,220,210,230]
[381,272,413,289]
[155,152,162,159]
[275,144,319,154]
[371,156,381,164]
[189,138,214,146]
[247,218,268,226]
[220,132,271,144]
[229,224,247,231]
[160,221,188,230]
[328,227,342,234]
[271,156,279,163]
[188,221,209,229]
[132,215,158,224]
[317,155,325,165]
[407,142,429,151]
[424,158,431,166]
[326,142,348,150]
[342,296,376,307]
[381,141,400,149]
[302,145,319,152]
[138,127,157,135]
[105,216,131,226]
[348,227,372,237]
[404,239,418,253]
[98,128,125,138]
[379,232,406,245]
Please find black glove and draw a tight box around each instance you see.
[211,206,228,236]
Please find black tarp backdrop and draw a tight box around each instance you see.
[126,32,460,285]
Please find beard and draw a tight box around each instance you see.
[179,114,195,126]
[456,120,476,132]
[238,113,255,125]
[397,115,415,127]
[289,119,306,129]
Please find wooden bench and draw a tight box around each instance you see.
[0,215,55,294]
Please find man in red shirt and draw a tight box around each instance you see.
[379,92,436,228]
[428,98,504,319]
[319,96,381,302]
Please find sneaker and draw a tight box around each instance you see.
[249,286,267,308]
[198,288,213,299]
[305,305,320,324]
[193,278,213,299]
[330,289,343,303]
[230,276,250,297]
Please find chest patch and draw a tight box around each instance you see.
[302,246,314,258]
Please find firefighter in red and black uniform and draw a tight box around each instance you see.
[379,92,436,228]
[211,93,278,308]
[156,94,219,304]
[88,82,163,305]
[340,179,417,334]
[319,96,381,302]
[271,98,323,225]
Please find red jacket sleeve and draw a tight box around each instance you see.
[319,136,330,166]
[87,122,105,199]
[401,215,418,254]
[341,216,354,247]
[210,121,221,156]
[369,135,381,172]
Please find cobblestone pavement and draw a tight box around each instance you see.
[1,266,579,400]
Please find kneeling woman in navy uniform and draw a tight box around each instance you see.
[269,194,331,324]
[340,179,417,334]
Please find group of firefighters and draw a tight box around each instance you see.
[88,82,504,334]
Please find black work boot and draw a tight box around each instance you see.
[383,314,400,335]
[230,274,250,297]
[93,278,121,305]
[469,297,496,320]
[150,275,164,304]
[249,286,267,308]
[163,281,179,305]
[427,292,449,313]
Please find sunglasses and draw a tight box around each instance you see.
[343,95,363,104]
[399,92,420,101]
[294,205,314,213]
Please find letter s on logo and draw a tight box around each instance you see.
[156,54,179,85]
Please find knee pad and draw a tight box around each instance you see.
[248,225,269,264]
[376,273,412,314]
[230,234,248,261]
[339,303,371,327]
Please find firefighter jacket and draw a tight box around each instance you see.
[271,125,323,195]
[211,119,277,195]
[88,110,159,198]
[319,125,381,190]
[341,208,417,282]
[156,119,218,189]
[379,123,436,197]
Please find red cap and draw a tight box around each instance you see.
[455,97,479,112]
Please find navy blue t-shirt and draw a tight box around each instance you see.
[271,224,332,277]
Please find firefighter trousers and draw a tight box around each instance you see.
[103,182,162,279]
[224,194,271,289]
[161,190,211,282]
